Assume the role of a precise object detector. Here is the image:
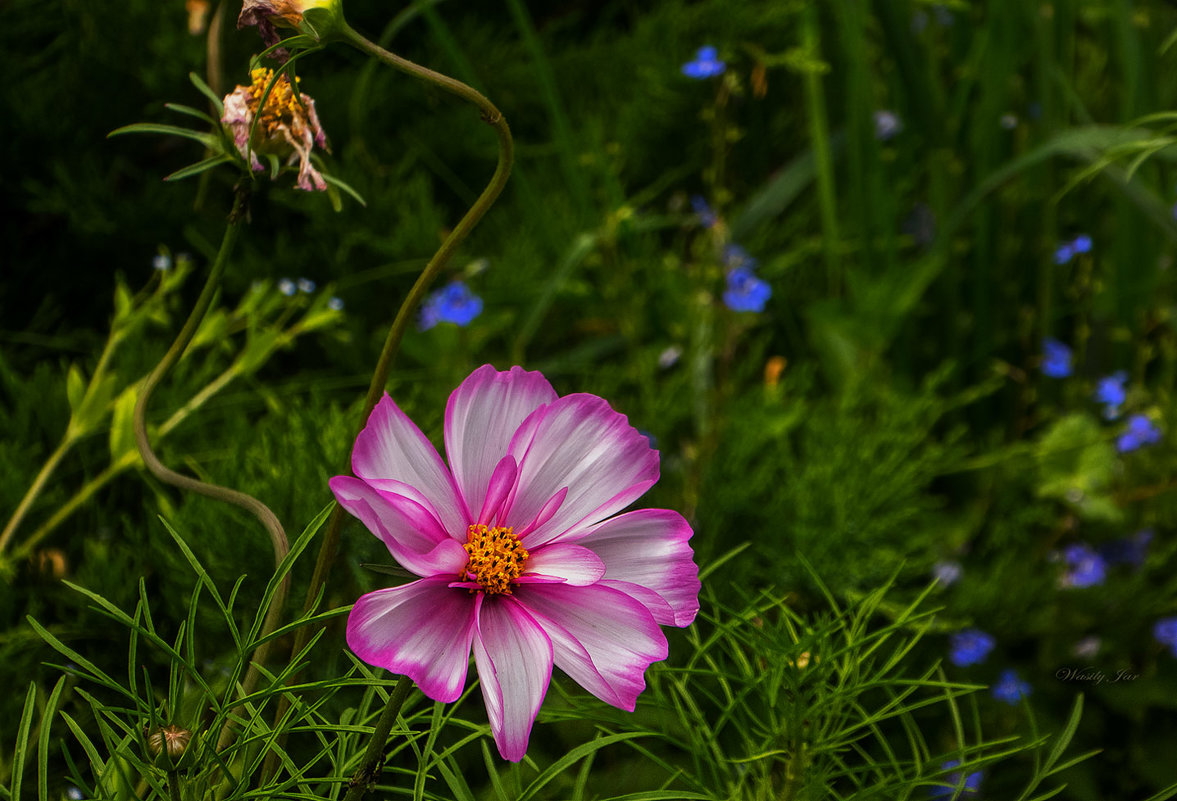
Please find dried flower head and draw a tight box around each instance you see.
[238,0,343,45]
[221,67,329,191]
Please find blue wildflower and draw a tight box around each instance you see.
[1000,113,1018,130]
[1154,617,1177,657]
[278,278,296,297]
[1054,242,1075,265]
[1060,544,1107,588]
[419,281,483,330]
[874,109,902,141]
[682,46,726,79]
[1041,338,1073,378]
[723,243,756,269]
[991,669,1031,704]
[691,195,718,228]
[1072,234,1093,254]
[723,266,772,313]
[932,561,962,587]
[658,346,682,369]
[1099,529,1152,568]
[949,629,995,667]
[327,296,344,312]
[930,759,982,798]
[1117,414,1162,453]
[152,253,172,271]
[1094,371,1128,419]
[297,277,316,294]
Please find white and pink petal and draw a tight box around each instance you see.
[445,365,557,519]
[347,578,476,703]
[351,394,470,535]
[506,394,659,548]
[520,543,606,586]
[516,583,668,712]
[572,509,700,627]
[472,595,554,762]
[329,476,467,577]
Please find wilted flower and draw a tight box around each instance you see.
[724,267,772,313]
[1041,338,1072,378]
[682,46,725,79]
[949,629,994,667]
[332,365,700,760]
[419,281,483,330]
[930,759,982,798]
[991,668,1031,704]
[238,0,343,46]
[1117,413,1162,453]
[1060,543,1107,588]
[221,67,329,191]
[874,109,902,141]
[1154,617,1177,657]
[1094,371,1128,419]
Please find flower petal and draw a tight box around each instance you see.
[479,455,518,526]
[445,365,558,521]
[472,595,553,762]
[521,543,606,586]
[506,394,659,548]
[330,476,467,576]
[573,509,699,626]
[347,578,476,703]
[517,583,668,711]
[352,394,470,536]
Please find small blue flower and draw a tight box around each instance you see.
[682,45,726,79]
[723,266,772,313]
[297,277,317,294]
[419,281,483,330]
[1072,234,1093,254]
[1041,338,1073,378]
[691,195,718,228]
[658,346,682,369]
[1117,414,1162,453]
[1000,113,1018,130]
[1054,243,1075,265]
[278,278,297,297]
[933,561,962,587]
[949,629,995,667]
[991,669,1031,704]
[152,253,172,271]
[327,296,345,312]
[1060,544,1107,588]
[874,109,903,141]
[1154,617,1177,657]
[1094,371,1128,419]
[930,759,982,798]
[1099,529,1152,568]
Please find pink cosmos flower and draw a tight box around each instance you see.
[331,365,700,761]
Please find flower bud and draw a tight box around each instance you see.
[238,0,345,45]
[147,725,193,769]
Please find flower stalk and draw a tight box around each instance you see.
[342,675,414,801]
[128,186,292,750]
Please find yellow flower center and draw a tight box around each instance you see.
[462,524,528,595]
[248,67,303,136]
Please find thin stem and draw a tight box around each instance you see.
[0,437,74,556]
[167,770,183,801]
[342,676,415,801]
[299,24,514,628]
[129,188,290,750]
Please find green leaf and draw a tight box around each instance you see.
[108,387,140,467]
[65,365,85,414]
[108,122,217,147]
[188,71,224,115]
[164,102,217,125]
[320,171,367,207]
[10,683,37,801]
[165,153,234,182]
[38,676,67,801]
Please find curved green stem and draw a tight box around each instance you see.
[299,24,514,624]
[129,188,290,749]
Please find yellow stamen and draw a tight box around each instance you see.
[248,68,304,137]
[462,524,528,595]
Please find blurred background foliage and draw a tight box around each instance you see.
[5,0,1177,797]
